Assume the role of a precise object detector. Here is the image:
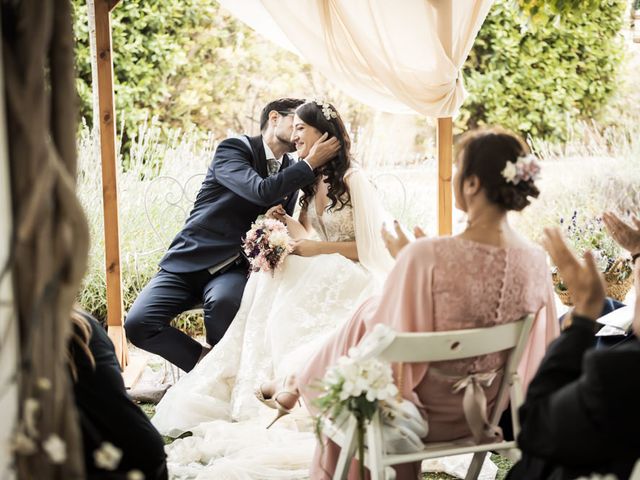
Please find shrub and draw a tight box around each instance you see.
[76,120,212,333]
[72,0,376,163]
[461,0,626,142]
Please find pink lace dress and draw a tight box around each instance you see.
[297,236,559,480]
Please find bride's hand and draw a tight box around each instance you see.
[381,221,426,258]
[292,239,320,257]
[266,205,287,221]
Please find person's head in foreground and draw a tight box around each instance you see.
[292,100,351,211]
[454,127,541,215]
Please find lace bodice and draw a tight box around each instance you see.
[307,199,355,242]
[427,236,549,375]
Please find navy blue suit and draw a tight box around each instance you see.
[507,316,640,479]
[125,135,315,371]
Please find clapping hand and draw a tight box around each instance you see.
[381,220,426,259]
[602,211,640,257]
[542,227,605,321]
[602,211,640,334]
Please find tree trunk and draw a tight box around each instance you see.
[2,0,89,477]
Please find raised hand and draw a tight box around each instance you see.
[542,227,605,321]
[602,211,640,256]
[381,221,426,258]
[413,226,427,239]
[305,133,341,169]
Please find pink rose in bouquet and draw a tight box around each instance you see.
[242,217,293,273]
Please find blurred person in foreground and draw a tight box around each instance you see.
[70,308,167,479]
[508,212,640,479]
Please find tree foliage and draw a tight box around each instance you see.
[72,0,626,149]
[461,0,625,141]
[72,0,321,159]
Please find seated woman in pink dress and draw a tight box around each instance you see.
[260,128,559,479]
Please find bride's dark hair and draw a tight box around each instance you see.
[295,101,351,212]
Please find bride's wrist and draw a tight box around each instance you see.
[311,240,324,256]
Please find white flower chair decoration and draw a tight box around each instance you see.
[323,314,535,480]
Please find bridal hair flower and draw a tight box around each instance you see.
[312,99,338,121]
[501,153,541,185]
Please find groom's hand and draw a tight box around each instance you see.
[266,205,287,221]
[305,133,341,169]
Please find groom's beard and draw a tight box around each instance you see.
[276,134,296,153]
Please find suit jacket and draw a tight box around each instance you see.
[508,316,640,479]
[159,135,315,273]
[72,312,167,479]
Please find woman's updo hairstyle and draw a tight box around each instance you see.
[456,127,540,212]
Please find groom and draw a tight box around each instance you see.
[125,98,339,372]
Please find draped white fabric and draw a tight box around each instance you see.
[218,0,494,117]
[347,168,395,278]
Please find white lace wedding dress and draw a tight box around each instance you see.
[151,169,394,479]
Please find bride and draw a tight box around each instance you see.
[151,100,394,477]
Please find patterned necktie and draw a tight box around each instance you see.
[267,158,280,176]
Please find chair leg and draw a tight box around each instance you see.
[366,412,385,480]
[384,466,397,480]
[333,416,358,480]
[464,452,486,480]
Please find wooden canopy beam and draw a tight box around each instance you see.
[108,0,121,12]
[437,118,453,235]
[91,0,127,368]
[435,0,453,236]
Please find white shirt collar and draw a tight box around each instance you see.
[262,138,284,164]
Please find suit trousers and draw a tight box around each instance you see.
[125,263,248,372]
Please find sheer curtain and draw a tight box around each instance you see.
[218,0,493,117]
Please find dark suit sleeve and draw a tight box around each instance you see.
[212,138,315,207]
[517,317,606,465]
[72,314,167,479]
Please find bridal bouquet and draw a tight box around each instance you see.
[242,217,293,273]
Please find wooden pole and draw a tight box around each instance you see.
[437,118,453,235]
[91,0,127,367]
[435,0,453,236]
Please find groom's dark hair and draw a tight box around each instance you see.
[260,98,305,132]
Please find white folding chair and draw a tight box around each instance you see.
[326,314,535,480]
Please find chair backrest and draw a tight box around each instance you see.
[377,315,535,364]
[377,314,535,427]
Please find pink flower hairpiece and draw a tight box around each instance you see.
[501,154,541,185]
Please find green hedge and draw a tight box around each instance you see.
[72,0,312,163]
[461,0,625,141]
[72,0,626,151]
